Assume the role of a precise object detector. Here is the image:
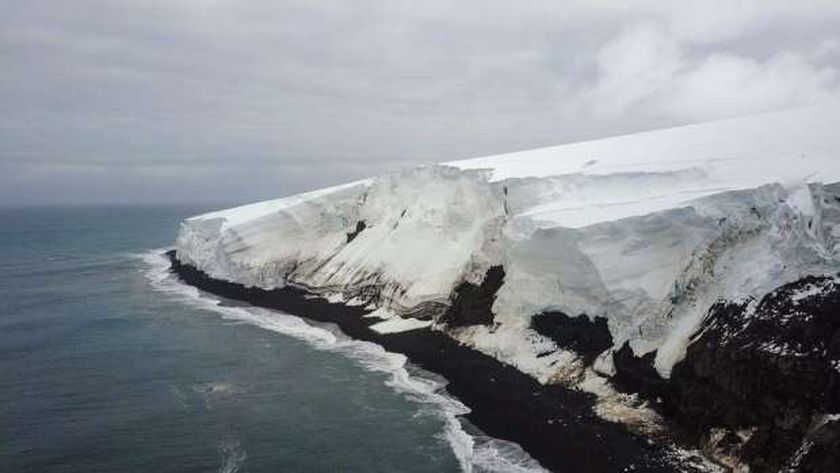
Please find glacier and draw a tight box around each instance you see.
[174,102,840,472]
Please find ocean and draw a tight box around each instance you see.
[0,205,543,473]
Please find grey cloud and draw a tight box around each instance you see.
[2,0,840,205]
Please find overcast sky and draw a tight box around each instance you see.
[3,0,840,205]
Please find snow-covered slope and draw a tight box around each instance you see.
[177,102,840,385]
[450,102,840,229]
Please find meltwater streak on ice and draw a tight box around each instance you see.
[141,250,547,473]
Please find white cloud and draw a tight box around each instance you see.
[574,20,840,123]
[584,23,683,118]
[666,52,840,121]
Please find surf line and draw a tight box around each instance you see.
[165,250,673,473]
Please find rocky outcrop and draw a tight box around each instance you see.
[531,311,612,365]
[610,274,840,472]
[612,343,671,404]
[345,220,366,243]
[440,266,505,327]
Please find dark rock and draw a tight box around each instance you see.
[612,343,669,403]
[346,220,366,243]
[531,311,612,364]
[440,266,505,327]
[602,275,840,471]
[667,275,840,472]
[791,417,840,473]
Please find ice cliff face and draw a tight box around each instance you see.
[177,102,840,379]
[176,103,840,470]
[177,166,506,314]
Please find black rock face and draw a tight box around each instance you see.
[531,311,612,365]
[346,220,366,243]
[664,275,840,472]
[612,343,670,403]
[794,417,840,473]
[440,265,505,327]
[601,275,840,471]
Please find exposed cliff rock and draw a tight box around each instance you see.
[607,275,840,472]
[440,266,505,327]
[346,220,366,243]
[531,311,612,365]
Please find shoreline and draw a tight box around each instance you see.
[166,251,681,472]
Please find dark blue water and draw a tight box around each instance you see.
[0,206,481,472]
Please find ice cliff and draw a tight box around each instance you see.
[175,102,840,471]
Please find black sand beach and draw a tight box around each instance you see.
[167,251,683,472]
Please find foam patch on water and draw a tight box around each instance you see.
[140,250,547,473]
[218,437,247,473]
[471,436,550,473]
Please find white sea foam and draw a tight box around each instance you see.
[140,250,546,473]
[217,437,247,473]
[471,436,550,473]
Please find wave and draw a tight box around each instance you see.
[139,249,547,473]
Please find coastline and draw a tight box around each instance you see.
[166,250,683,472]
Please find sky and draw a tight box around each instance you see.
[2,0,840,206]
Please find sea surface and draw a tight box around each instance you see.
[0,205,543,473]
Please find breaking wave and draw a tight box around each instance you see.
[140,250,546,473]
